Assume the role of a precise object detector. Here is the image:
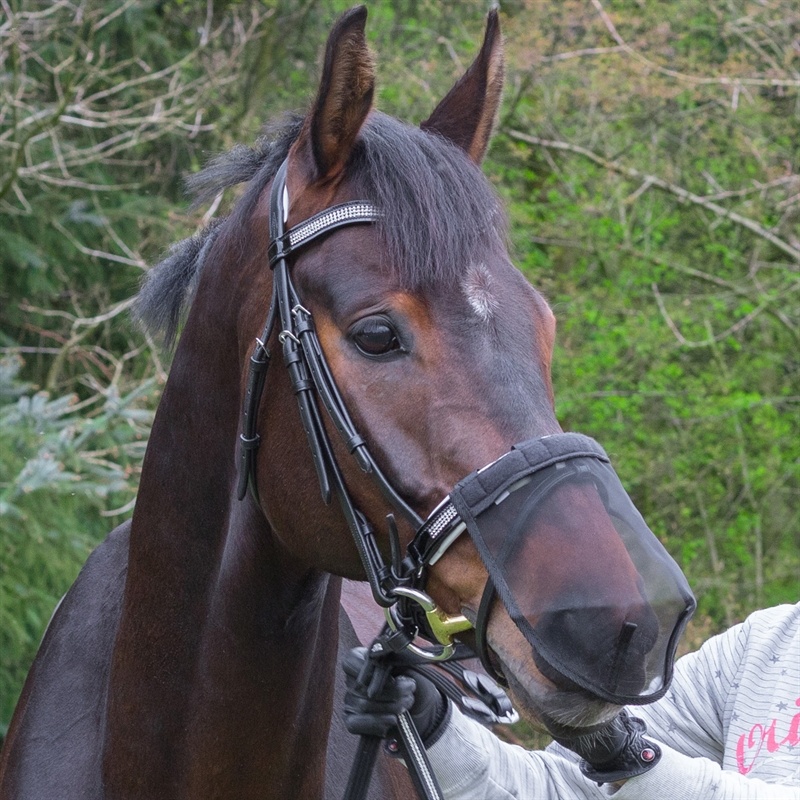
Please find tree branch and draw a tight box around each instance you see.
[590,0,800,88]
[507,129,800,263]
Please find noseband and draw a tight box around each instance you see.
[238,159,472,661]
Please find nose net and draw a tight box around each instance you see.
[448,434,695,705]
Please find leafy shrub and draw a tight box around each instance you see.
[0,357,152,736]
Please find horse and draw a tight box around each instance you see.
[0,7,692,799]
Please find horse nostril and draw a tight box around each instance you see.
[531,602,660,699]
[616,621,639,660]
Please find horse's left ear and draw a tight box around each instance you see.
[421,8,504,164]
[300,5,375,183]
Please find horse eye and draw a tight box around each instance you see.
[350,317,403,357]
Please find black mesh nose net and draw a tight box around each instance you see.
[448,433,695,705]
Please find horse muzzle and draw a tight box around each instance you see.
[408,432,696,707]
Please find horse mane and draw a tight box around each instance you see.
[134,111,507,346]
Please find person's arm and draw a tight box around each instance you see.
[631,622,738,762]
[433,710,800,800]
[426,704,605,800]
[610,741,800,800]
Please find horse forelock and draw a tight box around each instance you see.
[134,110,508,346]
[349,112,508,291]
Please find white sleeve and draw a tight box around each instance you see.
[633,618,740,761]
[428,711,800,800]
[426,606,800,799]
[425,705,605,800]
[611,742,800,800]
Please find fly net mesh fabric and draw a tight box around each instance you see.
[449,435,695,705]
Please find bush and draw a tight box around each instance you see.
[0,357,152,735]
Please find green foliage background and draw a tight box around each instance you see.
[1,0,798,742]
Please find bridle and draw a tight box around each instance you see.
[237,158,476,662]
[238,158,513,800]
[236,159,693,799]
[235,156,692,690]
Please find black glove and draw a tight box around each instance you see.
[342,647,449,742]
[549,709,661,786]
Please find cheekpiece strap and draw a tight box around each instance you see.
[268,202,382,266]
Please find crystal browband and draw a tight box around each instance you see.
[268,202,382,266]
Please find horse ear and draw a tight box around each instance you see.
[302,5,375,182]
[421,9,504,164]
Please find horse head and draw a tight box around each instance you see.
[239,6,693,735]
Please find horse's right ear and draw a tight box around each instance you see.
[421,9,504,164]
[295,6,375,184]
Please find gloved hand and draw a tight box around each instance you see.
[549,708,661,786]
[342,647,449,742]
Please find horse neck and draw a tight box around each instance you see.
[188,500,344,797]
[104,231,341,798]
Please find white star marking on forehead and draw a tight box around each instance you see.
[463,262,498,322]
